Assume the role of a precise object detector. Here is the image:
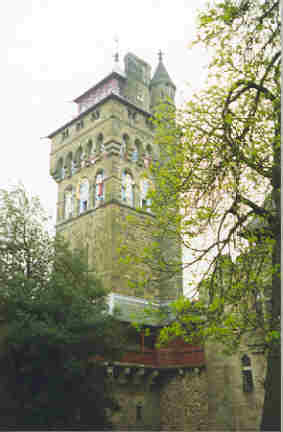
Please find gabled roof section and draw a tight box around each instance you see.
[46,92,152,139]
[73,70,126,104]
[150,58,176,89]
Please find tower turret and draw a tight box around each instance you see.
[149,51,176,110]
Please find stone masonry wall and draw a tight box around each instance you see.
[160,369,208,431]
[205,341,266,431]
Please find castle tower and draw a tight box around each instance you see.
[48,52,182,301]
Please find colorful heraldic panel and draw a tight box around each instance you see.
[95,172,104,207]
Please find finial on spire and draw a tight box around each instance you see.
[158,49,163,62]
[114,34,119,63]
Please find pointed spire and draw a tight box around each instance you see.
[150,50,176,89]
[112,35,126,77]
[114,52,119,63]
[158,49,163,62]
[113,34,120,64]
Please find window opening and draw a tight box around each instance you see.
[122,171,134,206]
[79,179,89,214]
[140,179,151,212]
[136,402,143,421]
[241,354,254,392]
[95,172,104,207]
[121,134,129,159]
[91,109,100,121]
[132,140,140,163]
[62,128,69,140]
[64,188,74,219]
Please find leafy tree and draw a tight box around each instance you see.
[0,184,120,430]
[122,1,280,430]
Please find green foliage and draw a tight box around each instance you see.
[120,3,280,427]
[135,1,280,429]
[0,184,119,430]
[145,0,280,348]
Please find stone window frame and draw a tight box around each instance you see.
[78,177,90,215]
[56,157,64,180]
[121,168,135,207]
[63,184,74,220]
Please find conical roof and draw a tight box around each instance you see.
[150,57,176,89]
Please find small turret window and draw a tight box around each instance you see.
[61,128,69,141]
[76,119,84,131]
[91,109,100,121]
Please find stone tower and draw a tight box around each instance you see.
[48,52,182,301]
[47,52,266,431]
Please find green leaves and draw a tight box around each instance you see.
[0,185,118,429]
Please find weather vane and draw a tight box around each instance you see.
[158,49,163,62]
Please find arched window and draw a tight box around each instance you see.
[66,152,73,177]
[56,158,64,180]
[241,355,253,393]
[79,178,89,214]
[132,139,141,163]
[64,186,74,219]
[95,171,104,208]
[87,139,93,157]
[122,171,134,206]
[121,134,129,159]
[75,147,83,169]
[144,144,153,168]
[140,178,152,212]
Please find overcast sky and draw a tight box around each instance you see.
[1,0,209,223]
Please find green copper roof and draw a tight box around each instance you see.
[150,59,176,89]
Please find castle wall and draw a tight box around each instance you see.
[109,381,161,431]
[160,369,208,431]
[205,341,266,431]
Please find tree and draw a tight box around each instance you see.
[122,1,280,430]
[0,184,120,430]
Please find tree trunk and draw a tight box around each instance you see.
[260,158,281,431]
